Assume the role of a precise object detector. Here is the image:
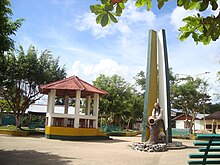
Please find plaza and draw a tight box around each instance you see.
[0,134,195,165]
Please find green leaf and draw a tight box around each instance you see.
[96,13,105,24]
[105,4,114,11]
[203,36,211,45]
[135,0,147,7]
[199,34,204,40]
[116,4,122,16]
[179,25,189,31]
[183,0,190,9]
[192,32,198,41]
[179,32,191,41]
[146,0,152,10]
[184,32,191,38]
[119,2,125,9]
[197,25,204,32]
[211,31,219,41]
[101,13,109,27]
[210,0,218,10]
[90,5,96,13]
[177,0,186,6]
[158,1,164,9]
[90,5,103,15]
[101,0,108,4]
[189,2,198,10]
[203,23,210,32]
[199,0,209,12]
[109,12,118,23]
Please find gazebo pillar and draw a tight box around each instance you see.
[64,95,69,127]
[86,95,91,128]
[86,96,91,115]
[47,89,56,126]
[64,95,69,114]
[74,90,81,128]
[93,93,99,128]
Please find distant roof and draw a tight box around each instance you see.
[40,76,108,97]
[172,113,209,121]
[197,114,209,119]
[171,109,183,113]
[172,114,199,121]
[26,104,85,115]
[203,111,220,120]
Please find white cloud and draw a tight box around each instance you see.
[68,59,137,83]
[122,2,156,26]
[74,1,156,38]
[73,1,156,72]
[167,38,220,103]
[51,0,75,5]
[15,33,41,52]
[75,13,114,39]
[170,7,197,31]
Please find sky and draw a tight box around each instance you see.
[10,0,220,102]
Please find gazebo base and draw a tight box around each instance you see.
[45,126,111,141]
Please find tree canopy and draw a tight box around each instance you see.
[0,0,24,55]
[93,74,143,128]
[170,75,211,133]
[90,0,220,45]
[0,45,66,128]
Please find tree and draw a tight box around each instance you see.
[218,60,220,82]
[0,0,24,56]
[93,74,143,128]
[218,66,220,81]
[170,75,211,133]
[134,71,146,92]
[90,0,219,45]
[208,103,220,114]
[0,45,66,128]
[134,68,176,94]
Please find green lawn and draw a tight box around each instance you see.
[0,125,44,135]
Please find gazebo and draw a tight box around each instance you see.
[40,76,110,140]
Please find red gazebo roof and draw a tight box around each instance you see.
[40,76,108,97]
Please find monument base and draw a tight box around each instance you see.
[131,142,167,152]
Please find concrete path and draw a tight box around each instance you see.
[0,134,197,165]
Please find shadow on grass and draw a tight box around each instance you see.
[0,149,77,165]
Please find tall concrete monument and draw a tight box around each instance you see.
[141,29,172,143]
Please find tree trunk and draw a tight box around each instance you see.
[126,118,131,131]
[190,112,196,134]
[189,121,194,134]
[15,114,22,129]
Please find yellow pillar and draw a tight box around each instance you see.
[142,30,158,142]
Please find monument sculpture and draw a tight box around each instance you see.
[141,29,172,144]
[147,103,166,144]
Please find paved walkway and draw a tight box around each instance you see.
[0,134,197,165]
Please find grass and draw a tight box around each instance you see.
[0,125,45,135]
[0,125,18,131]
[106,130,140,136]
